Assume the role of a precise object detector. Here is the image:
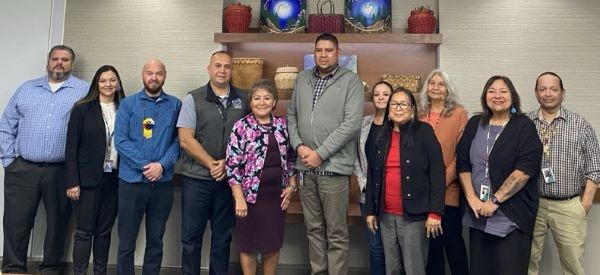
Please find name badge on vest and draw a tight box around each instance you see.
[231,98,242,109]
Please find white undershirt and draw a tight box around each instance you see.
[49,81,64,92]
[100,102,118,168]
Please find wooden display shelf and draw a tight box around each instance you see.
[215,31,443,45]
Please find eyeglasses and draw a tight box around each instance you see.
[389,101,412,110]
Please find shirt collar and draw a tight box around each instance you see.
[535,106,566,123]
[206,82,239,103]
[312,65,339,79]
[140,89,167,101]
[37,74,76,90]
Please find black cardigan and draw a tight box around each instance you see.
[365,121,445,221]
[456,114,542,235]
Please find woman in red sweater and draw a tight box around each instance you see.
[365,88,445,275]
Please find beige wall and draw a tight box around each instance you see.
[64,0,225,98]
[439,0,600,135]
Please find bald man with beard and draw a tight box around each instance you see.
[114,60,182,275]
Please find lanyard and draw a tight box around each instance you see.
[101,104,115,158]
[484,118,510,187]
[540,122,558,165]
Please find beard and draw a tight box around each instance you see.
[144,80,164,96]
[47,69,71,82]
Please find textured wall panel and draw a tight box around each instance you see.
[440,0,600,136]
[64,0,224,99]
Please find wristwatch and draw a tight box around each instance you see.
[490,194,501,205]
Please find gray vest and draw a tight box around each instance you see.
[180,84,249,180]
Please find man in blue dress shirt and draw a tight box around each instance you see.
[114,59,181,275]
[0,45,89,275]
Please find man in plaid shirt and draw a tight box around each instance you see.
[527,72,600,275]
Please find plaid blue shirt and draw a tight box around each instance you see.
[0,75,88,167]
[115,89,182,183]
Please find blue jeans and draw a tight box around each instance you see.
[360,203,386,275]
[181,176,234,275]
[116,181,173,275]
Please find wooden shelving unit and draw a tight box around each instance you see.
[215,32,443,44]
[215,31,444,224]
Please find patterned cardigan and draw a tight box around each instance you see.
[226,113,295,203]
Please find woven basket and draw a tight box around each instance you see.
[232,58,263,90]
[381,74,422,93]
[274,66,299,90]
[308,0,344,33]
[224,4,252,33]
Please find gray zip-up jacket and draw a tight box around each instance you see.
[287,66,364,175]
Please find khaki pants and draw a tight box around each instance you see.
[528,196,587,275]
[300,174,350,275]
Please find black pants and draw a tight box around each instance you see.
[469,227,532,275]
[71,171,119,275]
[426,205,469,275]
[2,157,70,275]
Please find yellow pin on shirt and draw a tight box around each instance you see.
[142,118,155,139]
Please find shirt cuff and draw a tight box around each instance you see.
[428,212,441,221]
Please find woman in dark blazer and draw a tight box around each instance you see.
[365,88,445,275]
[65,65,125,275]
[456,75,542,275]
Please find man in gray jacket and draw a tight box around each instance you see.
[287,33,364,274]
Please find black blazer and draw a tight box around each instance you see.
[456,114,542,235]
[65,100,115,189]
[365,121,445,221]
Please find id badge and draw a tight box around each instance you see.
[542,167,556,184]
[479,185,490,201]
[103,160,113,172]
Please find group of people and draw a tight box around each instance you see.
[0,32,598,275]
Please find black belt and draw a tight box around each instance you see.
[301,170,339,176]
[21,158,65,167]
[541,194,579,201]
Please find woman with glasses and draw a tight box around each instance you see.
[365,87,445,275]
[456,75,542,275]
[418,70,469,275]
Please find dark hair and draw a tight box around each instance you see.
[315,33,339,48]
[249,79,278,110]
[75,65,125,107]
[381,87,419,147]
[479,75,521,124]
[48,45,75,61]
[535,71,564,91]
[371,80,394,101]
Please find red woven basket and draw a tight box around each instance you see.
[224,4,252,33]
[308,0,344,33]
[407,8,437,34]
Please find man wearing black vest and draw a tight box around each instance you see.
[177,51,249,275]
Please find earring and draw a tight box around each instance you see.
[510,106,517,114]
